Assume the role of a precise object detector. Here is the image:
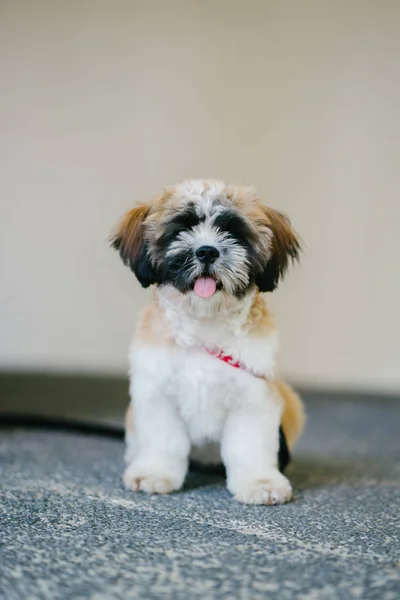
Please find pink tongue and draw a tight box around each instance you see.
[194,277,217,298]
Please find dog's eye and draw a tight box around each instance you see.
[172,208,205,230]
[213,211,254,247]
[157,208,205,249]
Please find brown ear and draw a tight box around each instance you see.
[255,208,301,292]
[110,204,156,288]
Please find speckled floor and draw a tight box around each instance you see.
[1,395,400,599]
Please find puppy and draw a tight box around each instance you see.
[111,179,305,505]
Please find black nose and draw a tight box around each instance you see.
[195,245,220,263]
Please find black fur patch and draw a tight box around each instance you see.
[174,204,205,229]
[254,243,300,293]
[156,204,205,250]
[111,235,157,288]
[213,210,255,249]
[278,425,291,472]
[132,242,158,288]
[158,250,196,293]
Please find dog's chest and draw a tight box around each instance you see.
[171,348,245,444]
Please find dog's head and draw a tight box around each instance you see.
[111,180,300,303]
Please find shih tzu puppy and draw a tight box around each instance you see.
[111,179,304,505]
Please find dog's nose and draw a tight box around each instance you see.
[196,245,220,264]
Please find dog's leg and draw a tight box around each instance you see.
[221,390,292,505]
[123,377,190,494]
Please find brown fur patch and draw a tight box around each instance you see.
[135,296,175,347]
[245,290,276,333]
[276,379,305,449]
[110,204,150,267]
[261,206,301,268]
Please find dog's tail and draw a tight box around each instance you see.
[276,379,305,450]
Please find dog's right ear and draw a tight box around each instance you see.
[110,204,157,288]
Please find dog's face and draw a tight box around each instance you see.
[111,180,300,302]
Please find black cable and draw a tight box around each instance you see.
[0,413,124,439]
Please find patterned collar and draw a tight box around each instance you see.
[204,347,264,379]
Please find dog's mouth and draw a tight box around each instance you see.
[193,277,218,298]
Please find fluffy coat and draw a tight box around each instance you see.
[112,179,304,505]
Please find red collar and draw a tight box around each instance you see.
[204,347,264,379]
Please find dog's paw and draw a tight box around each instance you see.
[231,472,293,505]
[123,463,183,494]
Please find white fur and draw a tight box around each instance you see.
[174,179,226,207]
[124,286,292,505]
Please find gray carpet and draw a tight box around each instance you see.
[1,395,400,599]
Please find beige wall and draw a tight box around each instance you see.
[1,0,399,392]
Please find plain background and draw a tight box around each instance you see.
[1,0,399,393]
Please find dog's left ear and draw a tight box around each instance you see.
[255,208,301,293]
[110,204,157,288]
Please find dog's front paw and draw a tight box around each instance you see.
[230,471,293,505]
[123,462,184,494]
